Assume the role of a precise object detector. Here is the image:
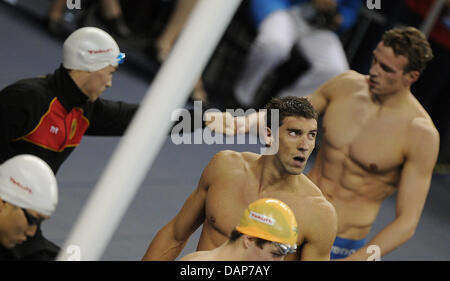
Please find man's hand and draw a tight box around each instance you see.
[204,112,247,136]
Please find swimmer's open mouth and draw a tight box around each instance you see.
[293,156,306,162]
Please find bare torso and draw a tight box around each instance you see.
[197,151,327,261]
[308,71,433,239]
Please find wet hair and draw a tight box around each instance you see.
[229,229,271,249]
[264,96,317,129]
[381,27,433,74]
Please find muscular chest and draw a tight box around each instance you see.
[204,176,256,237]
[205,174,307,244]
[322,94,406,172]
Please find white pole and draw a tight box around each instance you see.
[56,0,242,261]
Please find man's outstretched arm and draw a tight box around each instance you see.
[141,155,217,260]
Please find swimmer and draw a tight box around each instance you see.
[0,155,58,260]
[143,96,337,261]
[180,198,298,261]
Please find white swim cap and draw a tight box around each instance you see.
[0,155,58,216]
[63,27,126,72]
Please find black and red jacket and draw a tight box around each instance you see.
[0,65,138,173]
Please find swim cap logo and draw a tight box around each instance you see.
[249,211,275,226]
[9,177,32,194]
[70,119,78,140]
[88,48,113,55]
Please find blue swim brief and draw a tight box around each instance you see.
[330,236,367,260]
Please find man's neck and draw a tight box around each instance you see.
[258,155,299,192]
[68,70,92,100]
[213,241,246,261]
[370,88,411,109]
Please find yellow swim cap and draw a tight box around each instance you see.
[236,198,298,248]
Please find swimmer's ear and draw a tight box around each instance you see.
[0,198,8,212]
[404,70,420,86]
[243,235,255,249]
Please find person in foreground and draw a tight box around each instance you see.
[180,198,298,261]
[143,96,337,261]
[0,155,58,261]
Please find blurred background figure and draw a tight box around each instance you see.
[145,0,207,102]
[151,0,198,62]
[233,0,361,108]
[47,0,131,38]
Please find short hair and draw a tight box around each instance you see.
[381,27,433,74]
[264,96,317,129]
[229,229,271,249]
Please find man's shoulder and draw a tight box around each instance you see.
[296,174,324,197]
[404,96,439,142]
[406,115,440,154]
[409,116,438,135]
[296,175,335,215]
[322,70,367,98]
[179,250,210,261]
[298,183,337,237]
[212,150,259,165]
[1,76,52,102]
[307,194,336,217]
[206,150,258,179]
[331,70,366,84]
[5,76,49,89]
[338,70,364,78]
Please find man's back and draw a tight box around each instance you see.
[308,70,438,239]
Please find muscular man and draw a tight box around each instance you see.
[211,27,440,260]
[0,155,58,260]
[309,27,439,260]
[143,96,337,261]
[180,198,298,261]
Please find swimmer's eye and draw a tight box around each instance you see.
[308,132,317,139]
[381,64,394,73]
[288,129,301,136]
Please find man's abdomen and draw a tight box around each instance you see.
[308,149,397,239]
